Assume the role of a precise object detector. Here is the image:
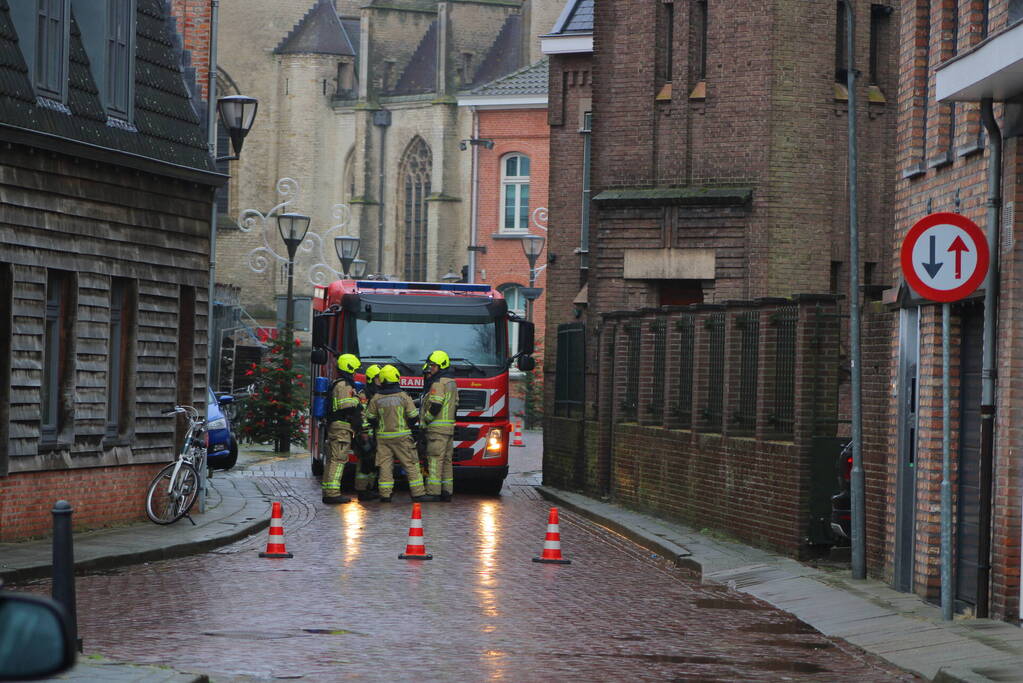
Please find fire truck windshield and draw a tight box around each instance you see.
[353,314,505,373]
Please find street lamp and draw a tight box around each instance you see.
[350,258,368,279]
[334,235,361,277]
[217,95,259,160]
[520,234,545,321]
[275,212,310,454]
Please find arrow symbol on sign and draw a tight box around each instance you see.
[922,235,943,278]
[948,235,969,280]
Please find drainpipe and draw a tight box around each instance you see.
[845,0,866,581]
[202,0,221,514]
[578,112,591,271]
[468,108,480,283]
[977,97,1001,618]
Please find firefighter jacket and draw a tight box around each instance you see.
[328,376,360,432]
[423,374,458,435]
[365,386,419,439]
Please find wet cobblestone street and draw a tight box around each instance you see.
[12,440,917,682]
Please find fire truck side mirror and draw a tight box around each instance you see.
[516,355,536,373]
[312,315,329,348]
[518,320,535,356]
[310,348,328,366]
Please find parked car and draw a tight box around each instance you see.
[206,388,238,471]
[830,440,853,544]
[0,590,76,680]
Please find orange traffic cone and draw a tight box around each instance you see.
[511,421,525,447]
[399,502,433,560]
[533,507,571,564]
[259,501,293,558]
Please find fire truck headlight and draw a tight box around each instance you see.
[485,428,502,456]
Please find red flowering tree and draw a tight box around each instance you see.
[234,337,309,451]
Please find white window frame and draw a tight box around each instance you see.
[499,153,531,233]
[499,283,526,362]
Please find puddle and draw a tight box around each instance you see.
[740,621,817,635]
[756,638,833,650]
[694,598,771,610]
[747,659,827,674]
[203,630,308,640]
[301,628,358,636]
[610,635,648,642]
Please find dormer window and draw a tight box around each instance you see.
[35,0,70,102]
[105,0,134,119]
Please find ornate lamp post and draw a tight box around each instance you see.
[334,235,361,277]
[520,233,545,322]
[275,212,311,454]
[350,258,368,279]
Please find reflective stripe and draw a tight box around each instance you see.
[334,396,358,409]
[355,473,373,480]
[379,482,394,490]
[407,477,423,486]
[377,429,411,438]
[441,479,454,484]
[426,477,441,484]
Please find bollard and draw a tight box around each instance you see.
[51,500,80,651]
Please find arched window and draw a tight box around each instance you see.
[499,283,526,357]
[500,154,530,232]
[399,138,432,281]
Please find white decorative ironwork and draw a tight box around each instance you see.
[531,206,548,232]
[240,178,356,286]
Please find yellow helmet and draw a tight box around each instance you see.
[379,364,401,384]
[337,353,361,374]
[365,364,382,382]
[427,349,450,370]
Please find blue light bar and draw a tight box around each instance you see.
[355,281,492,293]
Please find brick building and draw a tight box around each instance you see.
[541,0,899,557]
[883,1,1023,620]
[212,0,564,318]
[0,0,221,540]
[458,60,550,402]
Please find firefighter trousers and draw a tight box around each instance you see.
[323,425,352,495]
[425,431,454,496]
[376,436,426,498]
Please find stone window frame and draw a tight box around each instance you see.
[499,153,531,233]
[399,137,432,281]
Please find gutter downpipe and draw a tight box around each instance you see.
[377,117,387,274]
[579,113,591,271]
[203,0,221,513]
[846,0,866,581]
[468,108,480,283]
[977,97,1001,618]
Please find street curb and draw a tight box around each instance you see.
[0,516,270,584]
[536,486,702,578]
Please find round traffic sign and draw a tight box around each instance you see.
[900,212,989,303]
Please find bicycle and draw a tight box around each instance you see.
[145,405,207,525]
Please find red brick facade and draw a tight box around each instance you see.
[169,0,212,100]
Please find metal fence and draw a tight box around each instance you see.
[622,323,641,420]
[735,310,760,432]
[676,315,695,428]
[648,319,667,423]
[771,305,797,437]
[704,312,726,431]
[554,323,586,417]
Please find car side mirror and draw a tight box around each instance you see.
[0,592,76,681]
[310,348,328,366]
[216,394,235,406]
[516,355,536,372]
[517,321,535,356]
[312,314,330,349]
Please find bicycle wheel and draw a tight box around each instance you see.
[145,462,199,524]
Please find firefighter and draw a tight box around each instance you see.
[422,350,458,502]
[364,365,436,503]
[323,353,362,504]
[354,365,382,501]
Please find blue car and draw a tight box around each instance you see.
[206,388,238,471]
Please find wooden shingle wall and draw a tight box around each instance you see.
[1,144,213,473]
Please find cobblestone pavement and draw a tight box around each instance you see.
[13,435,917,682]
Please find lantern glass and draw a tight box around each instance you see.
[277,212,311,245]
[520,234,545,264]
[351,258,368,278]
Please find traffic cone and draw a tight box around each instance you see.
[399,502,433,560]
[259,501,294,558]
[511,421,525,447]
[533,507,571,564]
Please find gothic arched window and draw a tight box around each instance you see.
[400,138,432,281]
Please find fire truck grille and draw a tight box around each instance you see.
[457,390,487,411]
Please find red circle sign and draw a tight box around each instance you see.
[900,212,989,303]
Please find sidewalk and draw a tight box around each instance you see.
[538,486,1023,683]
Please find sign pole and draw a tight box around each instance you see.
[941,302,952,621]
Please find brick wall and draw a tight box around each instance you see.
[0,464,165,541]
[169,0,212,99]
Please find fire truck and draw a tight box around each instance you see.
[308,279,536,494]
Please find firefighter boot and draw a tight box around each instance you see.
[322,493,351,504]
[412,494,440,503]
[358,490,380,502]
[439,492,452,502]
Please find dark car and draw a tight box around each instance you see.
[830,440,853,544]
[206,388,238,471]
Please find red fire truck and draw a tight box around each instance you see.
[308,280,535,494]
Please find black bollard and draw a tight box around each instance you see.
[51,500,79,651]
